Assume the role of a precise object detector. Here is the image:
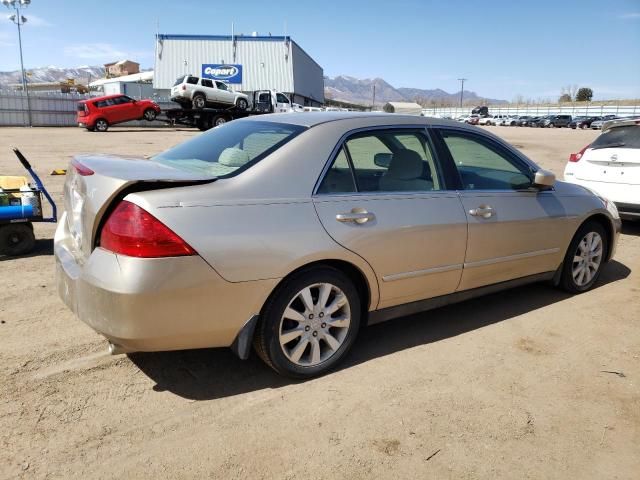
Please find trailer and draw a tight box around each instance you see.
[162,90,301,131]
[0,148,57,256]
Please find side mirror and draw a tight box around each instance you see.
[374,153,392,168]
[533,169,555,189]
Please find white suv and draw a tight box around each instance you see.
[171,75,250,110]
[564,119,640,220]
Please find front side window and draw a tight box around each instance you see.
[440,130,533,190]
[215,81,228,91]
[153,121,306,178]
[318,129,443,194]
[276,93,290,104]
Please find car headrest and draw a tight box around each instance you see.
[386,149,426,180]
[219,148,251,167]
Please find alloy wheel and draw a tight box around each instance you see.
[278,283,351,367]
[572,231,603,286]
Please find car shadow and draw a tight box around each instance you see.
[0,238,53,262]
[621,221,640,237]
[130,260,631,401]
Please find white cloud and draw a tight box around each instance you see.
[63,43,151,62]
[619,12,640,19]
[0,30,14,47]
[23,14,53,27]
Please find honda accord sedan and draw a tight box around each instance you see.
[55,112,621,378]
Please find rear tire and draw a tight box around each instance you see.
[95,119,109,132]
[558,220,608,293]
[192,94,206,110]
[0,223,36,256]
[254,267,361,379]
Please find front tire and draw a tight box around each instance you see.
[0,224,36,256]
[254,267,361,378]
[143,108,157,121]
[559,221,608,293]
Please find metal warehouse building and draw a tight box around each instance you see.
[154,34,324,107]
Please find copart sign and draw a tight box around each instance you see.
[201,64,243,83]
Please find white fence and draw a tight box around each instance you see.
[422,104,640,119]
[0,90,174,127]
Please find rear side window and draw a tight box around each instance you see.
[201,79,213,88]
[318,129,443,194]
[153,121,306,178]
[591,125,640,150]
[186,76,199,85]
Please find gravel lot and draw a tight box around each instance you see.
[1,124,638,479]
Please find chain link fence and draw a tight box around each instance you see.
[421,103,640,119]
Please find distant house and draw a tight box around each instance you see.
[383,102,423,115]
[104,60,140,78]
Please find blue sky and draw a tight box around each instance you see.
[0,0,638,100]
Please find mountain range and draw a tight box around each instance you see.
[0,65,507,105]
[0,65,104,85]
[324,75,507,106]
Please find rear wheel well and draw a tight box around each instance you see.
[582,214,615,261]
[259,260,372,324]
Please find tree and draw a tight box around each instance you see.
[558,93,572,103]
[576,87,593,102]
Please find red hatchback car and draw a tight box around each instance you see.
[77,94,161,132]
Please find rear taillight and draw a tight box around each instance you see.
[569,143,590,162]
[100,201,196,258]
[71,158,94,176]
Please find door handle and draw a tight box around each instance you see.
[336,208,375,224]
[469,205,494,218]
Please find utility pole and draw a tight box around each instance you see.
[3,0,33,127]
[457,78,467,109]
[372,84,376,111]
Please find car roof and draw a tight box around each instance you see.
[239,111,467,129]
[81,94,123,103]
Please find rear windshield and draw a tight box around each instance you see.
[173,76,186,86]
[591,125,640,150]
[77,103,86,111]
[153,121,306,177]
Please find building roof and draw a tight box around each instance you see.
[156,34,322,71]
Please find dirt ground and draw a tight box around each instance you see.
[1,125,638,479]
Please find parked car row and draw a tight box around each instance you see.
[451,113,638,130]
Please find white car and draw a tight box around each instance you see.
[478,115,494,126]
[171,75,250,110]
[496,115,519,126]
[564,119,640,220]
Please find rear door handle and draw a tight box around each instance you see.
[336,209,375,224]
[469,205,494,218]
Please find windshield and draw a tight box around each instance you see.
[591,125,640,150]
[153,121,306,177]
[173,76,186,87]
